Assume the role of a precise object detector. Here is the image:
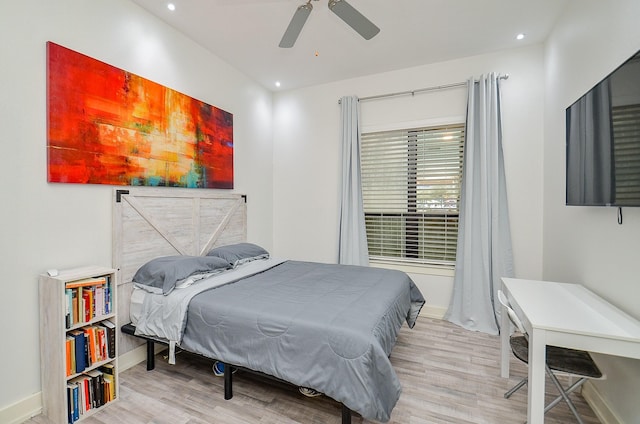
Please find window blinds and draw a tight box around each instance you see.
[361,124,465,267]
[612,104,640,205]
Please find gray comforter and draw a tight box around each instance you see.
[179,260,425,422]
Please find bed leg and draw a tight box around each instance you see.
[224,362,233,400]
[341,404,351,424]
[146,340,155,370]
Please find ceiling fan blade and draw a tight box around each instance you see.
[279,3,313,48]
[328,0,379,40]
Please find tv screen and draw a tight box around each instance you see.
[566,49,640,206]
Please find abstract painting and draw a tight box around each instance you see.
[47,42,233,188]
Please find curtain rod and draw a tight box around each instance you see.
[338,74,509,104]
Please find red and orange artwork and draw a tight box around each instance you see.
[47,42,233,188]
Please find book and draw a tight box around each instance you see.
[96,326,106,361]
[85,369,104,408]
[69,375,88,416]
[81,375,91,412]
[100,363,116,402]
[65,336,73,376]
[105,279,112,314]
[100,362,115,376]
[66,383,75,423]
[85,373,94,411]
[81,288,92,322]
[65,276,108,289]
[101,321,116,359]
[78,287,84,324]
[71,289,78,325]
[67,382,79,422]
[102,373,115,403]
[69,330,86,373]
[84,327,97,365]
[65,288,72,328]
[94,286,104,317]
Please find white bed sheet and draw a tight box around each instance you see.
[129,287,147,326]
[129,258,286,346]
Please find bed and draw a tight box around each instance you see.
[113,188,425,423]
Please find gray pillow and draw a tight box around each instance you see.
[133,255,231,295]
[206,243,269,267]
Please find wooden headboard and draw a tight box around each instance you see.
[112,187,247,355]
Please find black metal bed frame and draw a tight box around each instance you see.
[121,323,352,424]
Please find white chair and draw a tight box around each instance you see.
[497,290,604,424]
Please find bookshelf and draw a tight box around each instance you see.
[39,266,118,424]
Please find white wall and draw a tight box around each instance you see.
[273,45,546,314]
[0,0,273,419]
[544,1,640,422]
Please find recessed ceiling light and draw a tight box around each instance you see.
[516,33,525,40]
[167,3,176,11]
[275,81,281,87]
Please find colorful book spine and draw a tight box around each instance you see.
[66,382,79,423]
[101,321,116,359]
[65,336,73,376]
[69,330,86,374]
[65,288,72,329]
[63,272,116,422]
[65,276,113,328]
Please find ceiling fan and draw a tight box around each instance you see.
[279,0,380,48]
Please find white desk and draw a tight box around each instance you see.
[500,278,640,424]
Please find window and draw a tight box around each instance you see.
[361,123,465,268]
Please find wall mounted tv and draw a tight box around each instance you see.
[566,49,640,207]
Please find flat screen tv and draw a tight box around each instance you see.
[566,49,640,207]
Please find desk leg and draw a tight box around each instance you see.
[527,329,546,424]
[500,299,511,378]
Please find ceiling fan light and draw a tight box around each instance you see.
[279,2,313,48]
[328,0,380,40]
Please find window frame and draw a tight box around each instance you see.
[360,117,465,274]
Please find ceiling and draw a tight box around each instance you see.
[129,0,569,91]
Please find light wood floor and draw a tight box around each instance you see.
[27,317,600,424]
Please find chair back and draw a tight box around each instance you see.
[497,290,527,335]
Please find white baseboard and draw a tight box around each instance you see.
[0,344,166,424]
[0,392,42,424]
[420,305,447,319]
[118,343,167,372]
[582,381,621,424]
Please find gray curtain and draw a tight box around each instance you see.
[566,79,614,205]
[444,73,514,335]
[338,96,369,266]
